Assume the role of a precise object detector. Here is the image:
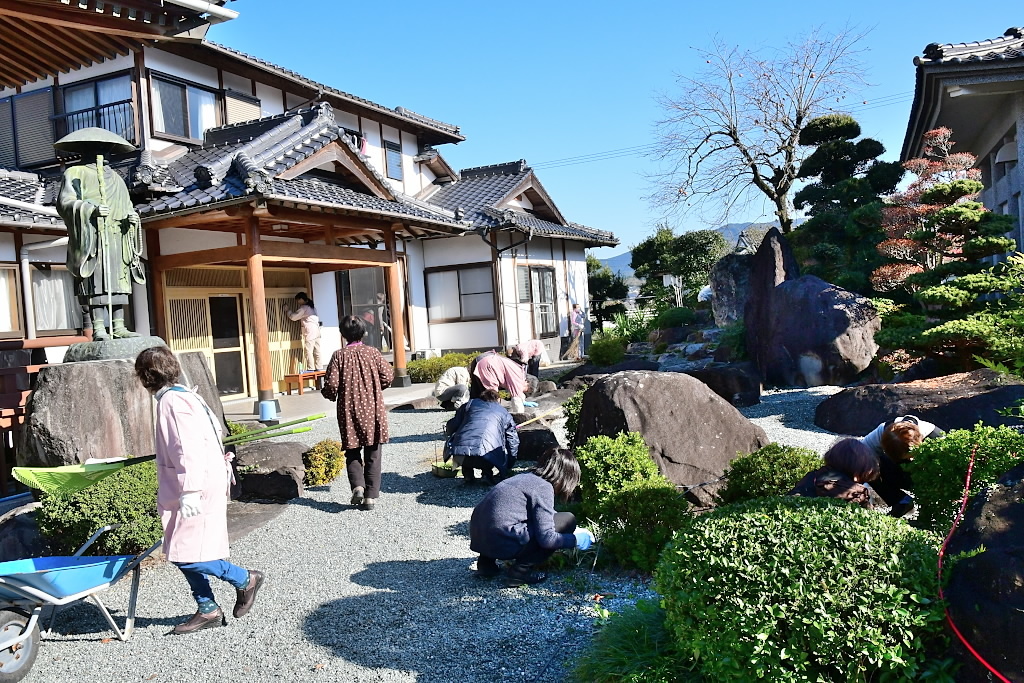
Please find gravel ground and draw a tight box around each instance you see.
[19,388,841,683]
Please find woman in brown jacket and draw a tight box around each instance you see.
[322,315,393,510]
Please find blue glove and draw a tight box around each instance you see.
[524,401,539,408]
[574,529,594,551]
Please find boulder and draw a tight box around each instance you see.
[62,335,167,363]
[648,326,692,346]
[0,503,44,563]
[573,371,769,505]
[558,359,660,389]
[814,369,1024,435]
[18,359,155,467]
[682,361,762,407]
[517,423,560,461]
[710,253,754,327]
[744,228,800,376]
[534,380,557,395]
[755,275,880,387]
[177,351,226,429]
[234,440,305,501]
[944,462,1024,681]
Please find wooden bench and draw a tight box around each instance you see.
[283,370,326,395]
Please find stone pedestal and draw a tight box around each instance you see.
[63,336,167,363]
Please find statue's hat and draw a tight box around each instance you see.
[54,127,136,154]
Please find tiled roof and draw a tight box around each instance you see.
[0,168,62,227]
[267,177,457,224]
[426,160,618,247]
[202,41,464,142]
[917,27,1024,65]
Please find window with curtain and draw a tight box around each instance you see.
[62,74,132,140]
[31,267,82,333]
[516,265,558,337]
[0,267,20,336]
[151,75,219,141]
[426,265,494,322]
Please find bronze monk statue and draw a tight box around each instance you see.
[54,128,145,340]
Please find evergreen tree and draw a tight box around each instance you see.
[587,254,628,330]
[790,114,904,294]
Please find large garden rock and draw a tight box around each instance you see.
[755,275,880,387]
[177,351,226,429]
[18,359,155,467]
[573,371,769,505]
[517,423,560,462]
[710,253,753,327]
[0,503,44,562]
[682,361,762,407]
[234,440,305,501]
[944,462,1024,681]
[559,359,660,391]
[814,369,1024,435]
[744,228,800,378]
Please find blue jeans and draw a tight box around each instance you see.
[174,560,249,611]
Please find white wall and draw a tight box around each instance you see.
[159,228,237,255]
[18,76,53,94]
[400,130,419,195]
[21,235,67,263]
[311,271,340,361]
[359,116,384,178]
[428,320,497,351]
[61,54,134,86]
[145,48,218,88]
[403,239,430,350]
[256,83,284,117]
[334,109,359,131]
[222,71,252,95]
[0,233,15,262]
[421,235,491,268]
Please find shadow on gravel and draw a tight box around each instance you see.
[388,432,445,445]
[381,471,488,509]
[44,603,181,638]
[289,497,349,514]
[304,559,576,682]
[445,520,469,539]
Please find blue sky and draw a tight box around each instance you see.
[211,2,1010,259]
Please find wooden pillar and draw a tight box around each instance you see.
[385,224,409,386]
[145,228,166,339]
[246,216,274,403]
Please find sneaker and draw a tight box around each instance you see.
[233,570,265,618]
[361,498,376,511]
[475,556,501,579]
[504,564,546,587]
[350,487,364,506]
[170,607,226,635]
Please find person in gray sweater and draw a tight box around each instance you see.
[469,448,594,586]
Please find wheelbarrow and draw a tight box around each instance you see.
[0,525,161,682]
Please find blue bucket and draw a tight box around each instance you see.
[258,400,277,421]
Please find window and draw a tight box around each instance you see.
[0,266,20,337]
[384,140,403,181]
[425,265,494,322]
[61,74,133,141]
[517,265,558,337]
[31,265,82,334]
[151,75,219,141]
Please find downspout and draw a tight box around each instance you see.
[20,237,69,339]
[166,1,239,22]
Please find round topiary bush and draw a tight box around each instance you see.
[908,423,1024,535]
[36,461,162,556]
[303,439,346,486]
[655,497,945,682]
[588,336,626,367]
[575,432,658,517]
[406,351,480,384]
[653,307,696,330]
[594,477,690,572]
[716,442,823,505]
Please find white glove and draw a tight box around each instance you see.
[179,491,202,518]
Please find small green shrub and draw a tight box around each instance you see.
[652,307,696,330]
[406,351,480,384]
[227,420,251,437]
[572,599,700,683]
[656,497,946,682]
[611,311,653,343]
[594,478,690,572]
[303,439,346,486]
[653,341,668,355]
[575,432,658,517]
[908,424,1024,535]
[562,388,587,443]
[714,320,746,361]
[589,336,627,367]
[716,443,823,505]
[37,461,162,556]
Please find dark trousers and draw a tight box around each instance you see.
[513,511,576,567]
[461,455,496,483]
[346,444,382,499]
[527,356,541,380]
[873,454,913,507]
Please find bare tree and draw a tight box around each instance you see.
[649,27,868,233]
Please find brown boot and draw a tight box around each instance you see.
[171,607,226,635]
[233,570,265,618]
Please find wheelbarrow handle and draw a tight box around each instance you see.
[73,524,124,557]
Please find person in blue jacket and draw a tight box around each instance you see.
[469,448,595,587]
[444,389,518,484]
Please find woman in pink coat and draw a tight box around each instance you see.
[136,346,265,635]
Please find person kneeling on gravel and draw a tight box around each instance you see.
[136,346,265,635]
[859,415,945,518]
[468,448,594,586]
[443,388,518,484]
[789,438,880,509]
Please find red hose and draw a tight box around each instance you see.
[936,444,1011,683]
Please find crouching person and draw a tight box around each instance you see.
[789,438,880,509]
[859,415,945,518]
[433,365,471,411]
[136,346,265,634]
[444,388,518,484]
[469,448,595,587]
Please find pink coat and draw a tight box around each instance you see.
[473,353,527,399]
[154,387,230,563]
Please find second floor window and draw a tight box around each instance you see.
[151,75,218,141]
[62,74,133,141]
[384,140,403,181]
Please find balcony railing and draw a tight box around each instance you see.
[53,99,136,147]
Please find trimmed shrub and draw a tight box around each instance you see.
[594,477,690,572]
[908,424,1024,535]
[562,388,586,443]
[406,351,480,384]
[37,461,162,556]
[716,443,823,505]
[227,420,251,437]
[589,336,627,367]
[653,307,696,330]
[575,432,658,517]
[714,320,747,361]
[656,497,946,682]
[303,439,345,486]
[572,599,700,683]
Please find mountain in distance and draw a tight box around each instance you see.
[598,250,635,278]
